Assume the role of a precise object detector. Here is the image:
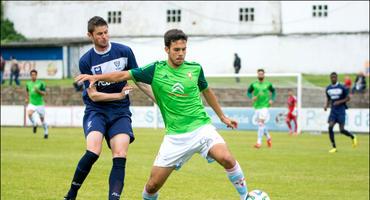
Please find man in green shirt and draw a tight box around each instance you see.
[76,29,250,200]
[247,69,276,148]
[25,69,48,139]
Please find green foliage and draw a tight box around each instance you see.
[0,2,26,43]
[1,127,369,199]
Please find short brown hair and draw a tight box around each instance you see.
[164,29,188,47]
[30,69,38,75]
[257,69,265,73]
[87,16,108,33]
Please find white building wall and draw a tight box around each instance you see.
[281,1,369,33]
[94,34,368,75]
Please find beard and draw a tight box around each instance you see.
[258,77,264,81]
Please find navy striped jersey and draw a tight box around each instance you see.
[79,42,138,115]
[326,83,349,113]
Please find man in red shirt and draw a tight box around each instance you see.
[286,89,297,135]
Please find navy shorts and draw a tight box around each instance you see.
[83,111,134,148]
[328,111,346,125]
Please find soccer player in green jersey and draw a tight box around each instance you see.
[76,29,250,200]
[247,69,276,148]
[25,69,48,139]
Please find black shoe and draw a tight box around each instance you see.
[33,126,37,134]
[44,134,48,139]
[63,196,75,200]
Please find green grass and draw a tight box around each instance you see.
[1,74,368,89]
[1,127,369,200]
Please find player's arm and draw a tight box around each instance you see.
[75,71,132,88]
[324,90,330,111]
[202,88,237,129]
[135,82,156,103]
[25,87,29,104]
[34,83,46,96]
[87,84,132,102]
[246,84,254,99]
[333,87,350,106]
[269,84,276,105]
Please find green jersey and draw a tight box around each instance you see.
[129,60,212,135]
[26,80,46,106]
[247,80,276,109]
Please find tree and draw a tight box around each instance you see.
[1,2,26,43]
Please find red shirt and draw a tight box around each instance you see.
[287,95,297,113]
[344,78,352,89]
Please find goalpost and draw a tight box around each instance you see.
[205,73,303,134]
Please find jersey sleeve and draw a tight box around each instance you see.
[129,62,156,84]
[247,83,254,99]
[79,59,92,88]
[268,83,276,101]
[197,66,208,91]
[40,81,46,91]
[127,47,138,70]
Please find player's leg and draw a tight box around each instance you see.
[64,113,105,199]
[286,114,293,135]
[107,116,135,200]
[328,119,337,153]
[338,123,357,148]
[261,109,272,147]
[292,115,298,134]
[36,106,48,139]
[208,144,248,200]
[26,104,37,133]
[253,110,263,148]
[143,166,174,200]
[108,134,130,200]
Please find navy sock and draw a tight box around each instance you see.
[340,129,354,139]
[67,150,99,198]
[328,127,336,148]
[109,157,126,200]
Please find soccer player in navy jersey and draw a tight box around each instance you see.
[63,16,155,200]
[324,72,357,153]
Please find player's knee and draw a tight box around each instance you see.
[112,150,127,158]
[220,154,236,169]
[145,182,160,194]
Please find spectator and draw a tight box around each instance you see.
[344,75,352,90]
[351,71,367,94]
[0,54,5,85]
[233,53,241,83]
[9,56,20,86]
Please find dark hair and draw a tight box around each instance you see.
[257,69,265,73]
[330,72,337,76]
[30,69,38,75]
[164,29,188,47]
[87,16,108,33]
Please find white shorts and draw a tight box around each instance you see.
[27,104,45,118]
[153,124,225,170]
[253,108,270,122]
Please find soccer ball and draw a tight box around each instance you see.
[246,189,270,200]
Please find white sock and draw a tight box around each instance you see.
[42,122,48,135]
[257,125,264,144]
[142,186,158,200]
[226,161,248,200]
[29,115,36,127]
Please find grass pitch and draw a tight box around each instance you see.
[1,127,369,200]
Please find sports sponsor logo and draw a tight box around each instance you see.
[93,66,102,74]
[169,82,188,97]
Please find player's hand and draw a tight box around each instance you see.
[324,106,328,111]
[333,101,341,106]
[252,96,258,102]
[25,98,29,104]
[269,100,274,106]
[221,116,238,129]
[75,74,97,88]
[121,85,133,98]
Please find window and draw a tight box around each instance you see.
[167,9,181,23]
[312,5,328,18]
[239,7,255,22]
[108,11,122,24]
